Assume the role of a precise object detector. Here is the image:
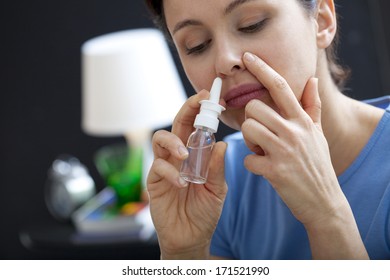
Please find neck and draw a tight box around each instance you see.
[318,67,384,175]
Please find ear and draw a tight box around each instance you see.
[316,0,337,49]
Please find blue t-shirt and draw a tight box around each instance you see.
[210,96,390,259]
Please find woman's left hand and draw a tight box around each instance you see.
[241,52,346,228]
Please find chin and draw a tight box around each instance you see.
[220,113,245,132]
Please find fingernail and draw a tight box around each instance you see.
[244,52,256,62]
[178,177,189,188]
[178,146,189,158]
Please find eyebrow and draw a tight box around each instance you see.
[224,0,256,15]
[172,19,202,35]
[172,0,256,35]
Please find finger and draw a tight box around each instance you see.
[245,99,288,136]
[172,90,210,143]
[205,141,228,199]
[241,118,279,155]
[152,130,188,162]
[244,153,270,177]
[243,52,303,119]
[301,78,322,127]
[147,158,189,190]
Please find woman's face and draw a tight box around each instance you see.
[164,0,319,130]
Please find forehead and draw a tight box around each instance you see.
[163,0,204,22]
[163,0,309,38]
[163,0,299,26]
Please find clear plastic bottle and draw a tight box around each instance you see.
[180,127,215,184]
[180,77,225,184]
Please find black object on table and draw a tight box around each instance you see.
[19,222,160,260]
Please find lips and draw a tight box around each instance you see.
[224,83,267,109]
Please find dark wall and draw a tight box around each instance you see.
[1,0,158,259]
[0,0,389,259]
[336,0,390,99]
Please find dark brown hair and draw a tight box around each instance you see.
[144,0,349,89]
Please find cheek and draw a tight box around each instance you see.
[248,18,317,96]
[254,40,316,100]
[180,56,214,93]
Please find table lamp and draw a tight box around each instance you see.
[81,28,187,206]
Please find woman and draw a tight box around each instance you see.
[145,0,390,259]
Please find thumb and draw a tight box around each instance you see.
[206,141,228,199]
[301,77,322,127]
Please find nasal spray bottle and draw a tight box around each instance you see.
[180,77,225,184]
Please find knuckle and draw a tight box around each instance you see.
[273,75,288,90]
[173,113,192,128]
[314,97,322,109]
[284,124,298,139]
[152,130,161,141]
[284,131,302,150]
[242,118,257,134]
[245,99,260,116]
[281,126,307,155]
[152,130,160,140]
[282,141,296,157]
[152,129,168,142]
[272,162,289,182]
[153,158,165,169]
[152,130,167,147]
[301,116,314,130]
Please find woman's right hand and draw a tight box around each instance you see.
[147,90,228,259]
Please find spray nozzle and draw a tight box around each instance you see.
[209,77,222,103]
[194,77,226,133]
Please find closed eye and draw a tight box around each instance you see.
[239,19,268,33]
[185,39,212,55]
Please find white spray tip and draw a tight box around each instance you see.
[193,77,225,133]
[209,77,222,104]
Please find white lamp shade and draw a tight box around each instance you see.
[82,29,187,136]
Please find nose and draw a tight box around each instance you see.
[214,38,244,78]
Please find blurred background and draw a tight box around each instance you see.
[0,0,389,259]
